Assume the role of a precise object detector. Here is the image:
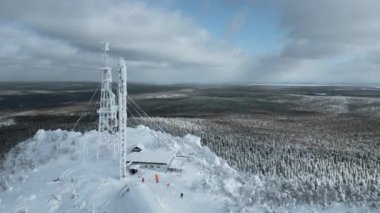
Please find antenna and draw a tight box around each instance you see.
[102,41,110,67]
[118,57,128,179]
[97,42,118,160]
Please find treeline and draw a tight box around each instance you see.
[0,115,97,159]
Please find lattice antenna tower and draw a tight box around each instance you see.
[97,42,118,160]
[118,58,128,179]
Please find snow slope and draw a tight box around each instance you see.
[0,126,242,213]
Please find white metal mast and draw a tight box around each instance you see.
[118,58,128,179]
[97,42,118,159]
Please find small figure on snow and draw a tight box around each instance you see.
[180,193,183,198]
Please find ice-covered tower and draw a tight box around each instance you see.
[118,58,128,179]
[97,42,118,159]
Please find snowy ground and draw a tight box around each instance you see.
[0,126,375,212]
[0,118,15,127]
[0,126,243,213]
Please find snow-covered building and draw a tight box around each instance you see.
[126,150,176,173]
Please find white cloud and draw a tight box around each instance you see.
[0,0,247,83]
[228,8,250,39]
[1,0,380,84]
[245,0,380,84]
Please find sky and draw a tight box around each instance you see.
[0,0,380,84]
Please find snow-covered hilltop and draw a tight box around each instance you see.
[0,126,244,213]
[1,127,377,212]
[1,44,377,213]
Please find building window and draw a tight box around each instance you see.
[157,165,160,168]
[150,165,154,168]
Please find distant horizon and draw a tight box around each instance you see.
[0,80,379,87]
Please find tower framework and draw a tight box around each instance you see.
[97,42,118,159]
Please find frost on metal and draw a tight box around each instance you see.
[97,42,118,160]
[96,43,129,179]
[118,57,128,179]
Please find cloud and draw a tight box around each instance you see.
[246,0,380,84]
[0,25,98,81]
[1,0,380,84]
[0,0,247,83]
[227,8,250,39]
[280,0,380,59]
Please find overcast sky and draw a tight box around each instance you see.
[0,0,379,84]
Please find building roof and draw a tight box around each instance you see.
[130,143,145,152]
[131,143,144,149]
[131,147,142,152]
[126,150,175,165]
